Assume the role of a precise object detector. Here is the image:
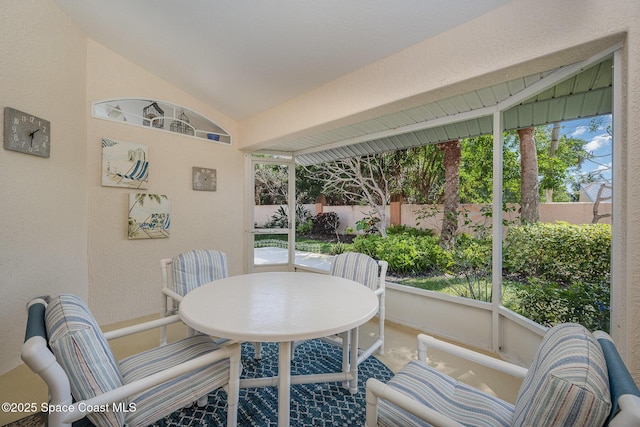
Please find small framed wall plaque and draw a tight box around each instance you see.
[192,167,217,191]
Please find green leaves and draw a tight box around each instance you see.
[504,222,611,285]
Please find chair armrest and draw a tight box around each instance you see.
[56,342,242,424]
[162,287,183,302]
[417,333,528,379]
[593,331,640,426]
[609,394,640,427]
[103,314,183,340]
[21,300,73,407]
[365,378,465,427]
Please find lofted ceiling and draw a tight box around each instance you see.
[53,0,514,120]
[53,1,615,165]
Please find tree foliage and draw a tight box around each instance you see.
[306,154,398,236]
[254,163,288,205]
[259,119,605,233]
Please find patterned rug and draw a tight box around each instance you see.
[152,339,394,427]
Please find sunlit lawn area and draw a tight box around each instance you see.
[390,275,523,310]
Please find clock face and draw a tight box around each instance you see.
[4,107,50,158]
[192,167,217,191]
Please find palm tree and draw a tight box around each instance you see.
[517,127,539,223]
[438,140,461,248]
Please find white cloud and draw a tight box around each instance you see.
[572,126,588,137]
[584,133,611,153]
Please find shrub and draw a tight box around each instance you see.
[264,206,288,229]
[296,219,313,234]
[330,241,349,255]
[312,212,340,236]
[352,232,449,275]
[514,278,610,332]
[387,224,435,237]
[265,205,312,232]
[355,214,380,234]
[504,222,611,286]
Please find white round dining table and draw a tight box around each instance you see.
[179,271,379,427]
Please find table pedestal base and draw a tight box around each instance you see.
[238,329,360,427]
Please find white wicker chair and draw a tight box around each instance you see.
[161,249,261,358]
[366,323,640,427]
[21,295,241,427]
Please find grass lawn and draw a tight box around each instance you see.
[388,275,524,310]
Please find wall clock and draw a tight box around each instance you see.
[4,107,50,158]
[192,167,217,191]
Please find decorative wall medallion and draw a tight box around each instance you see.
[192,167,217,191]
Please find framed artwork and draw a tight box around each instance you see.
[128,193,170,239]
[102,138,149,189]
[192,167,217,191]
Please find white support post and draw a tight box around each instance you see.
[610,47,625,350]
[491,111,504,352]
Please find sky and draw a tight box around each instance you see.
[559,115,613,183]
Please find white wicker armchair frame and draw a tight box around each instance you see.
[21,296,241,427]
[366,327,640,427]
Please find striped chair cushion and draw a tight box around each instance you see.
[172,249,228,296]
[119,334,230,427]
[512,323,611,427]
[45,294,125,427]
[378,360,515,427]
[330,252,379,290]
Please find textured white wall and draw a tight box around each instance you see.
[85,40,244,324]
[0,1,88,374]
[0,1,245,375]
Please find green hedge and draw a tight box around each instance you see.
[503,222,611,286]
[514,279,610,331]
[350,222,611,331]
[352,233,450,274]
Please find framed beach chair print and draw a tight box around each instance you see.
[102,138,149,189]
[128,193,170,239]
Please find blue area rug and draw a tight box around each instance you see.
[152,339,394,426]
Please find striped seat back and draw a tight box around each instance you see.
[172,249,228,296]
[330,252,379,291]
[45,294,125,427]
[513,323,611,427]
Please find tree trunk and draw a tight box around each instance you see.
[518,127,540,223]
[438,140,461,248]
[545,122,560,202]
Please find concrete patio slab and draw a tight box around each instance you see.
[254,247,333,271]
